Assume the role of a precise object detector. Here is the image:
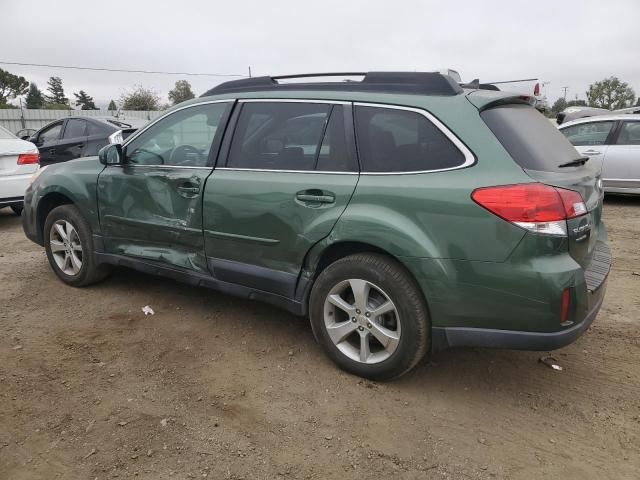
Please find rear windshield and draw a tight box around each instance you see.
[481,104,583,172]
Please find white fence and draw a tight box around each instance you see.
[0,109,164,134]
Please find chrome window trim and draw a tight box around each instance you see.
[121,99,235,148]
[119,98,475,175]
[111,164,212,170]
[238,98,350,105]
[353,101,476,175]
[216,167,357,175]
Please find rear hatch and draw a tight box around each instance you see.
[478,102,604,271]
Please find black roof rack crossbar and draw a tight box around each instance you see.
[201,71,464,97]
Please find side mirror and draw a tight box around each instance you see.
[29,136,40,146]
[20,135,31,141]
[99,143,123,165]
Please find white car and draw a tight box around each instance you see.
[0,125,40,215]
[559,114,640,195]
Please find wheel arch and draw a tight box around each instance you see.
[301,240,430,319]
[36,191,75,244]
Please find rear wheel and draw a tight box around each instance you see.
[309,253,430,380]
[44,205,110,287]
[10,204,23,216]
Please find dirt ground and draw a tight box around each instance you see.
[1,196,639,480]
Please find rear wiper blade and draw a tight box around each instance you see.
[558,156,589,168]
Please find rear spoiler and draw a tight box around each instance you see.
[460,79,501,91]
[466,91,536,111]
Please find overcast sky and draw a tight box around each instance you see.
[3,0,639,109]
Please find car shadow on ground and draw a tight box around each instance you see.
[0,207,22,228]
[604,193,640,206]
[93,265,593,399]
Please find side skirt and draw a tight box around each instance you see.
[94,252,307,316]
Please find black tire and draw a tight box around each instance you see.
[44,205,110,287]
[11,204,23,216]
[309,253,430,381]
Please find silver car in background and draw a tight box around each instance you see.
[559,114,640,195]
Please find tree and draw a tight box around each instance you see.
[120,85,161,110]
[25,83,45,109]
[107,99,117,111]
[0,68,29,105]
[551,97,567,115]
[586,77,635,110]
[168,80,195,105]
[45,77,69,106]
[74,90,97,110]
[43,103,71,110]
[567,99,587,107]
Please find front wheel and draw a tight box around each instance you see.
[309,253,430,380]
[44,205,110,287]
[11,204,23,216]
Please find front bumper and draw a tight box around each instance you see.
[21,184,42,245]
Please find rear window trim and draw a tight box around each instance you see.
[353,102,476,175]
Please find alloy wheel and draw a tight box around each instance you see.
[323,279,401,364]
[49,220,83,276]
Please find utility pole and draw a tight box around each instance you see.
[248,66,252,78]
[562,86,569,100]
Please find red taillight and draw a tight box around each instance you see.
[561,288,571,323]
[557,188,587,218]
[472,183,587,222]
[17,153,40,165]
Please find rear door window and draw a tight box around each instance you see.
[481,104,584,172]
[561,121,616,146]
[63,119,87,139]
[354,105,466,172]
[87,121,111,136]
[227,102,332,171]
[615,121,640,145]
[39,122,63,143]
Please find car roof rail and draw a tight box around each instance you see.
[201,71,464,97]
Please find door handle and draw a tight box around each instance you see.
[176,183,200,196]
[295,190,335,204]
[583,150,601,155]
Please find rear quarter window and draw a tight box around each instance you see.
[481,104,583,172]
[354,105,467,172]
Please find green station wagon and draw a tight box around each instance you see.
[22,72,611,380]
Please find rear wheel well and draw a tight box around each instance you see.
[37,193,74,243]
[314,242,394,277]
[307,241,428,315]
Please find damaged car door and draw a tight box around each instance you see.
[97,101,233,272]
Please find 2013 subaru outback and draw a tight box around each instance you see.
[22,72,611,380]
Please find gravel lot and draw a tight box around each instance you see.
[1,196,639,480]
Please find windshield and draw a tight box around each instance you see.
[481,104,583,172]
[0,125,17,139]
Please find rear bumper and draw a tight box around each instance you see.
[0,195,23,207]
[0,173,31,199]
[432,285,605,351]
